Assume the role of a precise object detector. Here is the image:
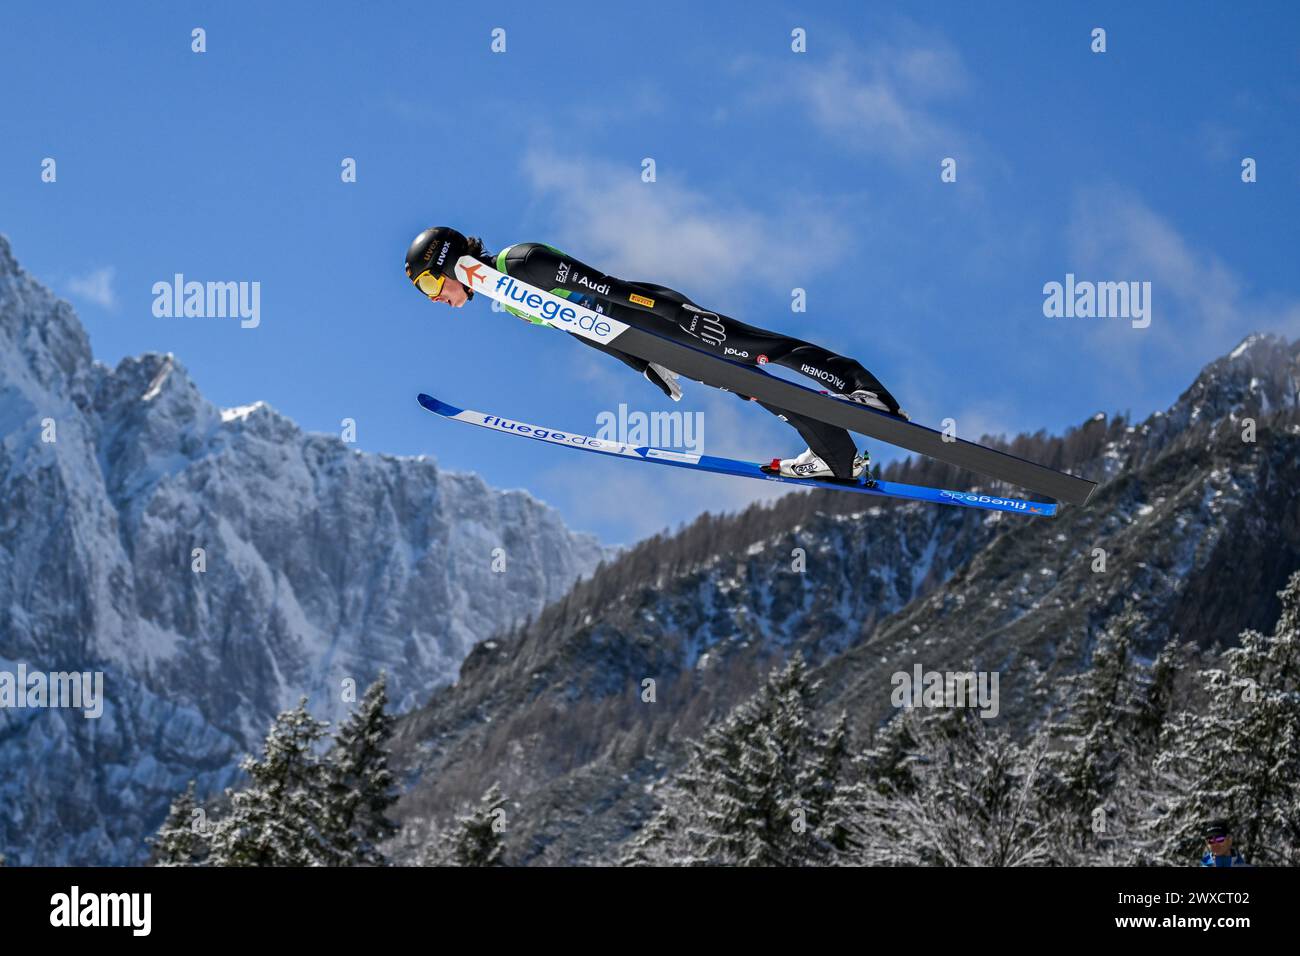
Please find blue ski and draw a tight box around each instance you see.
[417,394,1057,517]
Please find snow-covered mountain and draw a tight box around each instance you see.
[0,234,607,865]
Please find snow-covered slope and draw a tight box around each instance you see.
[0,234,607,864]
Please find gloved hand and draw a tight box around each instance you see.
[644,363,683,401]
[677,303,726,347]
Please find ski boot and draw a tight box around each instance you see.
[762,447,872,486]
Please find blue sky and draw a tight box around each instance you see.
[3,1,1298,544]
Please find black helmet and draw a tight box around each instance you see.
[1203,819,1232,840]
[405,226,469,295]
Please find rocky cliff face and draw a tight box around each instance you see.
[390,332,1300,865]
[0,234,607,864]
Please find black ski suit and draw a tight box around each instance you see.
[478,242,904,478]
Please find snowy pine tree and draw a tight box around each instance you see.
[859,709,1054,866]
[1113,638,1197,865]
[809,712,856,856]
[324,676,399,865]
[149,780,207,866]
[837,712,927,865]
[624,656,854,866]
[619,795,686,866]
[447,783,507,867]
[1047,605,1145,857]
[1131,639,1193,761]
[856,710,924,799]
[208,699,334,867]
[1150,570,1300,865]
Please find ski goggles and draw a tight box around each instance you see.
[413,270,446,299]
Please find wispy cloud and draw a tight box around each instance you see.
[1066,188,1300,367]
[1196,121,1242,164]
[520,147,848,302]
[67,266,117,310]
[794,60,961,163]
[749,33,972,166]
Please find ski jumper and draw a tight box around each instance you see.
[480,242,903,479]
